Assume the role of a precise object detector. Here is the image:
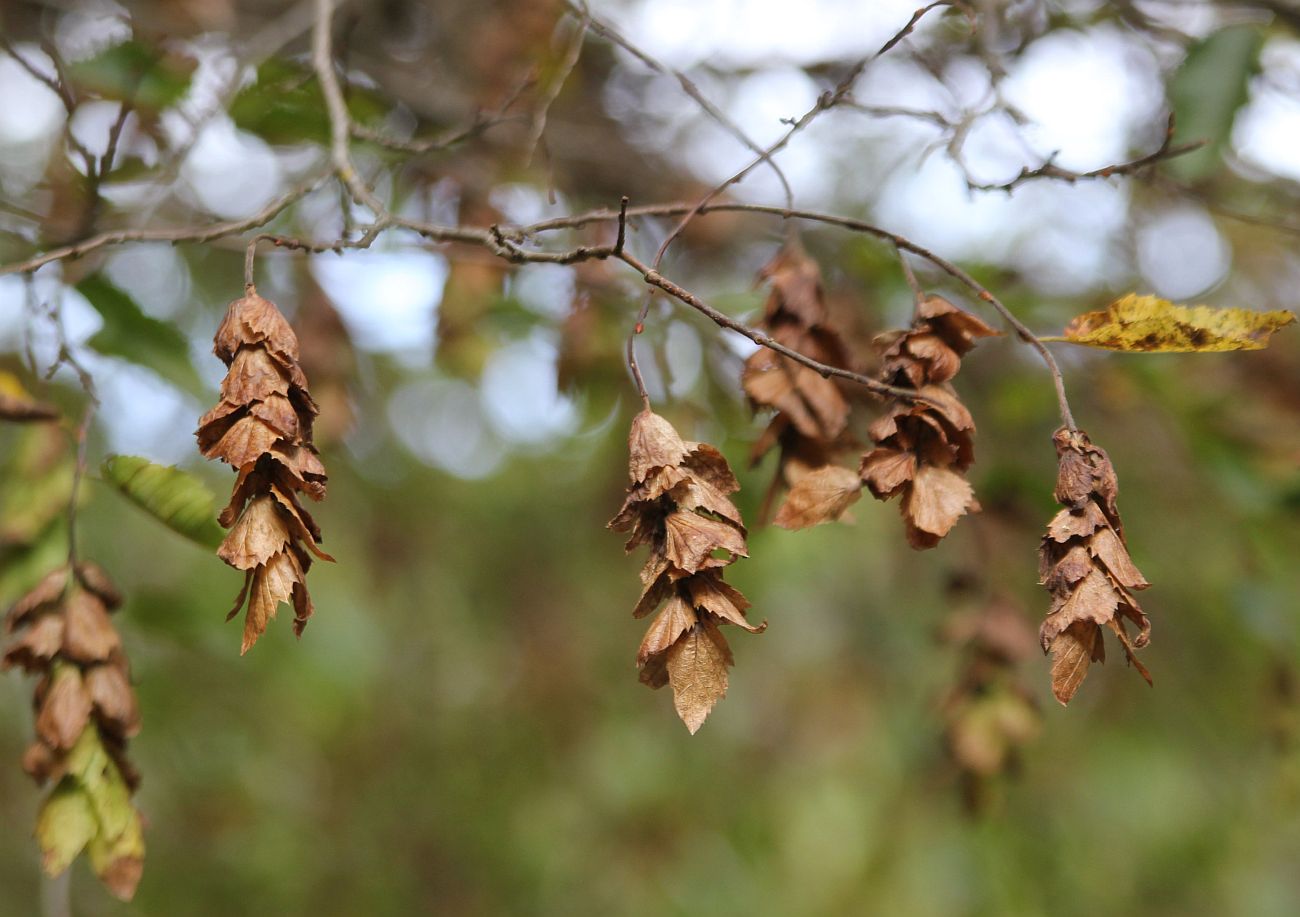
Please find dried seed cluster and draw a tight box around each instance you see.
[939,595,1041,809]
[1,564,144,901]
[860,295,997,548]
[197,289,332,653]
[609,409,764,733]
[1039,427,1152,704]
[742,243,859,527]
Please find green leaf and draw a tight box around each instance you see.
[101,455,225,549]
[36,782,97,876]
[231,58,388,146]
[78,274,205,397]
[67,40,196,111]
[53,726,146,901]
[1168,26,1263,182]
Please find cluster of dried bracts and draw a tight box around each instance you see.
[1039,427,1152,704]
[197,289,333,653]
[742,243,861,528]
[609,410,765,733]
[860,294,998,548]
[2,563,144,901]
[940,594,1041,810]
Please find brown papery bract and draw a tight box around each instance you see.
[197,289,332,653]
[859,295,997,549]
[742,241,862,526]
[1038,428,1152,705]
[609,409,764,733]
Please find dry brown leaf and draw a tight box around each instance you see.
[36,666,92,751]
[666,619,732,734]
[242,550,302,654]
[7,569,71,630]
[758,241,825,328]
[220,347,290,404]
[627,409,689,482]
[773,465,863,530]
[669,477,744,528]
[686,573,763,632]
[250,393,300,439]
[916,295,1000,352]
[902,465,975,548]
[217,495,291,570]
[682,443,740,494]
[214,292,300,363]
[1049,621,1101,705]
[1,614,65,673]
[637,594,697,666]
[1089,525,1150,590]
[61,591,122,663]
[75,563,122,610]
[663,510,748,572]
[859,448,916,499]
[201,415,282,468]
[86,664,141,738]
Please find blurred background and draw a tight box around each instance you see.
[1,0,1299,913]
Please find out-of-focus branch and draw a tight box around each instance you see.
[350,71,534,154]
[0,172,329,276]
[313,0,389,220]
[966,115,1206,193]
[566,0,794,210]
[650,0,975,269]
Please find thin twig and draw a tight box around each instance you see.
[650,0,973,269]
[619,250,926,403]
[895,244,926,307]
[966,114,1205,193]
[313,0,390,220]
[33,285,101,570]
[350,71,534,155]
[515,199,1075,427]
[569,0,794,210]
[1,40,96,174]
[0,171,329,276]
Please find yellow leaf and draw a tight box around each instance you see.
[1051,293,1295,352]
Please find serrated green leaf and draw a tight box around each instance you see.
[36,782,97,876]
[77,274,205,397]
[101,455,225,549]
[1169,26,1263,182]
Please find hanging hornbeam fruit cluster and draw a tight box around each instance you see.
[197,288,333,653]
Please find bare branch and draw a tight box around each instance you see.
[568,0,794,209]
[350,71,534,155]
[966,114,1206,194]
[618,250,926,403]
[0,172,329,276]
[650,0,976,269]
